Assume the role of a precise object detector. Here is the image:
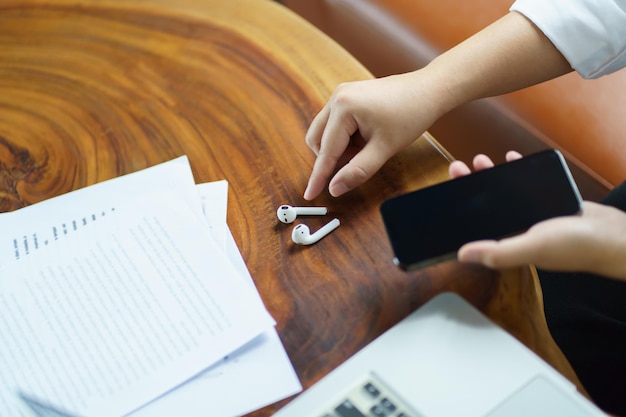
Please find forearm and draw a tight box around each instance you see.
[419,11,573,118]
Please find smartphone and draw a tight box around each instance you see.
[380,149,583,270]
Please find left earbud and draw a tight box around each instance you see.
[291,218,340,245]
[277,205,327,224]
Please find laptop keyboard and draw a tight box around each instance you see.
[318,374,420,417]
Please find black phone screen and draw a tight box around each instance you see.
[380,150,583,270]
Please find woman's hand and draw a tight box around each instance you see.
[451,152,626,281]
[303,71,443,200]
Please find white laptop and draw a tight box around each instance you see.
[274,292,605,417]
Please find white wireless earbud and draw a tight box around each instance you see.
[291,218,340,245]
[276,205,328,224]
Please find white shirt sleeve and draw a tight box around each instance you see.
[510,0,626,78]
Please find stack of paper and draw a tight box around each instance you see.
[0,156,301,417]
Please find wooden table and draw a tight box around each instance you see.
[0,0,583,415]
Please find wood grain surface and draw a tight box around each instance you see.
[0,0,583,415]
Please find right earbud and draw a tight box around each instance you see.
[277,205,328,223]
[291,218,340,245]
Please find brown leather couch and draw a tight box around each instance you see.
[281,0,626,201]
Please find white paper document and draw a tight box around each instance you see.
[127,181,302,417]
[0,157,202,267]
[0,157,298,417]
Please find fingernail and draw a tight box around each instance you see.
[459,248,481,264]
[329,182,349,197]
[303,178,315,200]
